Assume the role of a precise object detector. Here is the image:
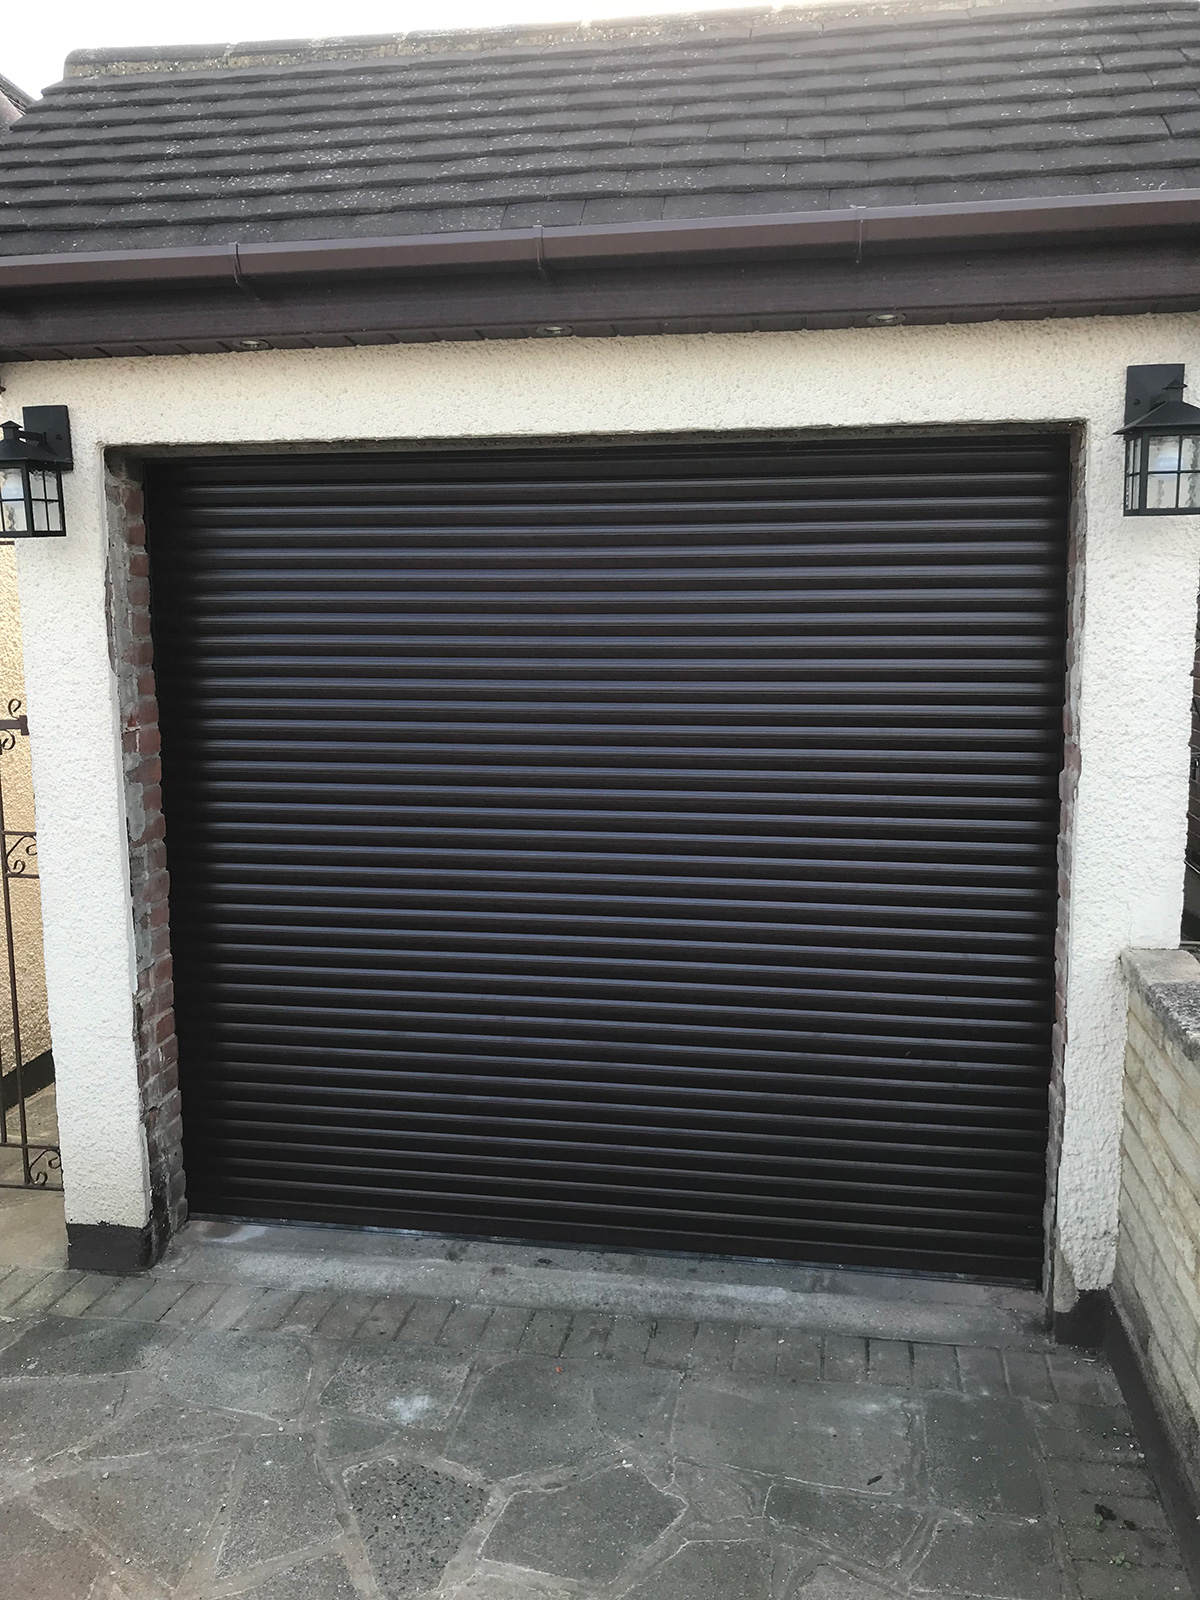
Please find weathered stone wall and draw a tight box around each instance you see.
[0,540,50,1074]
[1116,947,1200,1501]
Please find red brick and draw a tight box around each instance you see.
[142,867,170,899]
[128,757,162,787]
[131,810,166,847]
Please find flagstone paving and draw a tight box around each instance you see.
[0,1260,1192,1600]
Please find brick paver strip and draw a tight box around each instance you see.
[196,1284,269,1331]
[774,1329,822,1382]
[644,1318,697,1367]
[1004,1349,1057,1402]
[956,1345,1008,1395]
[0,1268,50,1311]
[603,1315,653,1362]
[158,1281,229,1326]
[276,1290,340,1335]
[690,1320,738,1374]
[356,1296,417,1342]
[732,1324,782,1377]
[238,1289,305,1332]
[560,1313,612,1359]
[867,1339,913,1387]
[48,1272,123,1319]
[910,1343,961,1392]
[4,1270,83,1318]
[823,1333,867,1382]
[437,1303,496,1354]
[396,1296,456,1345]
[474,1304,532,1352]
[115,1280,192,1323]
[84,1277,157,1319]
[1048,1351,1123,1406]
[314,1294,377,1341]
[518,1308,572,1356]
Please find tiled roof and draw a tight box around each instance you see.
[0,73,33,116]
[2,0,1200,255]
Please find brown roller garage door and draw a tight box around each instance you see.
[146,432,1069,1283]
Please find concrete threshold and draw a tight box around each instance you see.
[155,1220,1050,1349]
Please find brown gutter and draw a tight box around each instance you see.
[2,189,1200,297]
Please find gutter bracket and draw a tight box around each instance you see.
[230,242,260,300]
[535,226,550,283]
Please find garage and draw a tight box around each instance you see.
[146,431,1069,1283]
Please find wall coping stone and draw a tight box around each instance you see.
[1121,948,1200,1071]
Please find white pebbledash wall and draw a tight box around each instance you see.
[7,314,1200,1299]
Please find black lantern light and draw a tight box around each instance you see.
[1119,365,1200,515]
[0,406,72,537]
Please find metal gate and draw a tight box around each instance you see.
[147,434,1069,1282]
[0,695,59,1190]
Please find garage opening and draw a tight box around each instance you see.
[146,433,1069,1283]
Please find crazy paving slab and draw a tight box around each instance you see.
[0,1272,1192,1599]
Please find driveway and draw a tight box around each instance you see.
[0,1253,1191,1600]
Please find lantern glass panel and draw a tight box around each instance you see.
[25,463,62,536]
[1182,435,1200,509]
[1147,469,1180,509]
[1125,434,1143,512]
[0,464,27,532]
[1146,433,1186,510]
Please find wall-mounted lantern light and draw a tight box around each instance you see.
[1119,366,1200,515]
[0,406,72,537]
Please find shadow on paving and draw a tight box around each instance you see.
[0,1275,1192,1600]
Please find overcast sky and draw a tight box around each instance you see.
[3,0,796,98]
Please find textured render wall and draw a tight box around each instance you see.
[0,542,50,1071]
[12,443,148,1229]
[1115,947,1200,1500]
[5,314,1200,1284]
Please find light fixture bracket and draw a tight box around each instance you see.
[1123,364,1186,429]
[20,405,72,468]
